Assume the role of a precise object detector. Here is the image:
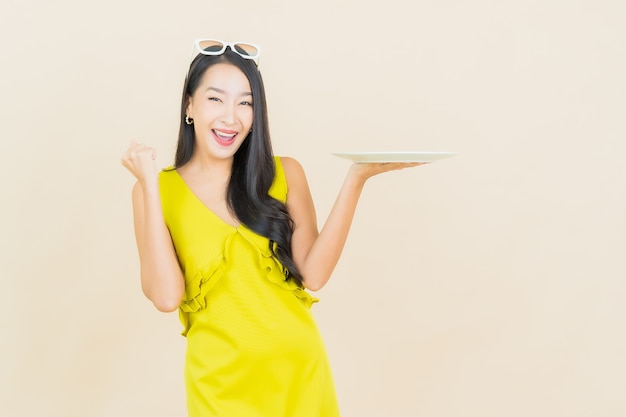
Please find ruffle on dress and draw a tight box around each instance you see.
[178,228,318,336]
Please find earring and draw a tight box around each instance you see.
[185,115,193,125]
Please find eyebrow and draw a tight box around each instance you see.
[206,86,252,97]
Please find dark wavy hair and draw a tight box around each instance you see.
[173,48,303,286]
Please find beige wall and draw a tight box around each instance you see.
[2,0,625,416]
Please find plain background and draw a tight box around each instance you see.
[1,0,625,416]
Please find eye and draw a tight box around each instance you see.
[240,100,253,106]
[208,97,221,102]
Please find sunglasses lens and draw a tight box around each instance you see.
[233,43,259,58]
[198,40,225,53]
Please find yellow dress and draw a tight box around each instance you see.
[159,156,340,417]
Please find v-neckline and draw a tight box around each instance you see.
[172,169,241,230]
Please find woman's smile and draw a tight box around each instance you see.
[212,128,238,146]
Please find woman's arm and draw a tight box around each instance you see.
[122,143,185,312]
[282,157,423,291]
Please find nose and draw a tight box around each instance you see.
[220,103,236,125]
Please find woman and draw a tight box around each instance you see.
[121,39,423,416]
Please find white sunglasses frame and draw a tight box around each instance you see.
[190,39,262,66]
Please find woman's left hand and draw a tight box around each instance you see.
[347,161,428,185]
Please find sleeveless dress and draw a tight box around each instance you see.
[159,157,340,417]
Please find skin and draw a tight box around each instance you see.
[121,63,426,312]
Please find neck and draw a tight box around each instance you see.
[184,151,234,180]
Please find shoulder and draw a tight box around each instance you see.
[157,166,178,186]
[278,156,306,180]
[160,166,177,177]
[276,156,310,198]
[153,167,180,206]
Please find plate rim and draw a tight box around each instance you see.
[331,151,456,162]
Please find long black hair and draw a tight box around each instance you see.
[174,48,303,286]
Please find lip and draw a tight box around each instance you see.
[212,128,238,147]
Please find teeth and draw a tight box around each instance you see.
[215,130,236,139]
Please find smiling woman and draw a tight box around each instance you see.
[183,64,254,166]
[120,39,424,417]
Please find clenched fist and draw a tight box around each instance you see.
[121,141,160,187]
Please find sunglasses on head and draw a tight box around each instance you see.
[191,39,261,66]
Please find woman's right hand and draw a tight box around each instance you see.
[121,141,159,186]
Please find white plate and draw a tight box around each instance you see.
[332,151,456,163]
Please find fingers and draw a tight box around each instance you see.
[122,142,157,162]
[357,161,428,173]
[121,142,159,183]
[348,161,429,183]
[379,161,429,171]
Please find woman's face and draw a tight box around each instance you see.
[186,63,254,161]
